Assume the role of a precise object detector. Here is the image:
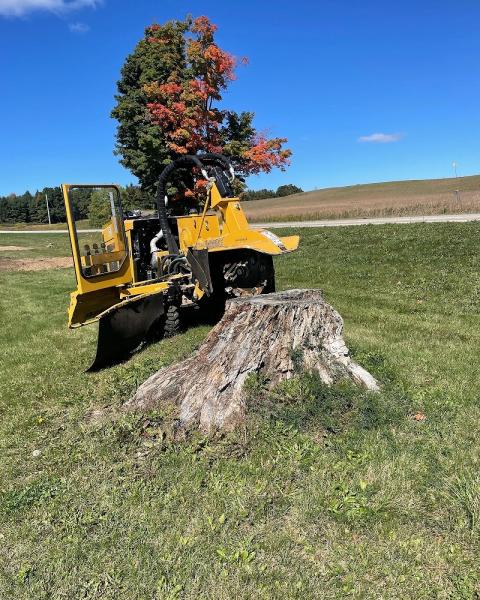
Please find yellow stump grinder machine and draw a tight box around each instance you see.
[62,153,299,370]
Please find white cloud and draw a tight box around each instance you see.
[0,0,100,17]
[358,132,404,144]
[69,20,89,32]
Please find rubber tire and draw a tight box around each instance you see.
[164,304,183,338]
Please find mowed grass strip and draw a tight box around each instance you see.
[0,224,479,599]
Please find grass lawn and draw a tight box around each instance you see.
[0,233,72,258]
[0,219,90,232]
[0,224,479,599]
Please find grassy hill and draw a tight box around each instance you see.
[2,175,480,230]
[1,225,480,598]
[244,174,480,222]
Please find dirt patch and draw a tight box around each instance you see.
[0,257,72,272]
[0,245,33,251]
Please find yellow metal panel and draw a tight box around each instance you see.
[209,184,227,208]
[120,280,172,298]
[68,287,121,327]
[62,184,133,296]
[177,214,221,251]
[220,200,249,233]
[81,250,125,267]
[273,234,300,252]
[196,229,299,256]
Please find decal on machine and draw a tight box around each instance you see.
[261,230,288,252]
[205,238,225,248]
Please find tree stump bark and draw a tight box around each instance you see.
[125,289,379,433]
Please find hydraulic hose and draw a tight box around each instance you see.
[197,153,235,181]
[155,153,234,255]
[168,256,189,275]
[155,155,208,255]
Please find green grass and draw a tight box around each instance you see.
[0,219,89,231]
[1,224,480,599]
[0,232,72,258]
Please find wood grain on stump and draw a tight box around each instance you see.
[126,289,379,433]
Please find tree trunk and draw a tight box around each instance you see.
[125,289,379,433]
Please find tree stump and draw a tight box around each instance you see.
[125,289,379,433]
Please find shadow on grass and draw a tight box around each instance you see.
[246,371,411,440]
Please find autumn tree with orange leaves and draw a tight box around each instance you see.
[112,16,291,195]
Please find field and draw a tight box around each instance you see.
[1,224,480,599]
[2,176,480,232]
[244,174,480,222]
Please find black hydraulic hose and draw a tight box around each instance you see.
[197,153,234,179]
[155,153,234,255]
[168,256,188,270]
[159,253,179,275]
[155,155,206,255]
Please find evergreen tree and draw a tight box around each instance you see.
[121,184,154,211]
[88,190,113,227]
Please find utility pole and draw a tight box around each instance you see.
[45,193,51,225]
[452,162,460,204]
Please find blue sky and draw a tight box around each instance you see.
[1,0,479,195]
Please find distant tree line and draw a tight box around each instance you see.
[240,184,303,201]
[0,188,64,224]
[0,182,304,224]
[0,185,155,224]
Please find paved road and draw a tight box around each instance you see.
[1,213,480,234]
[254,212,480,229]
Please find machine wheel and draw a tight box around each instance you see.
[163,303,183,338]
